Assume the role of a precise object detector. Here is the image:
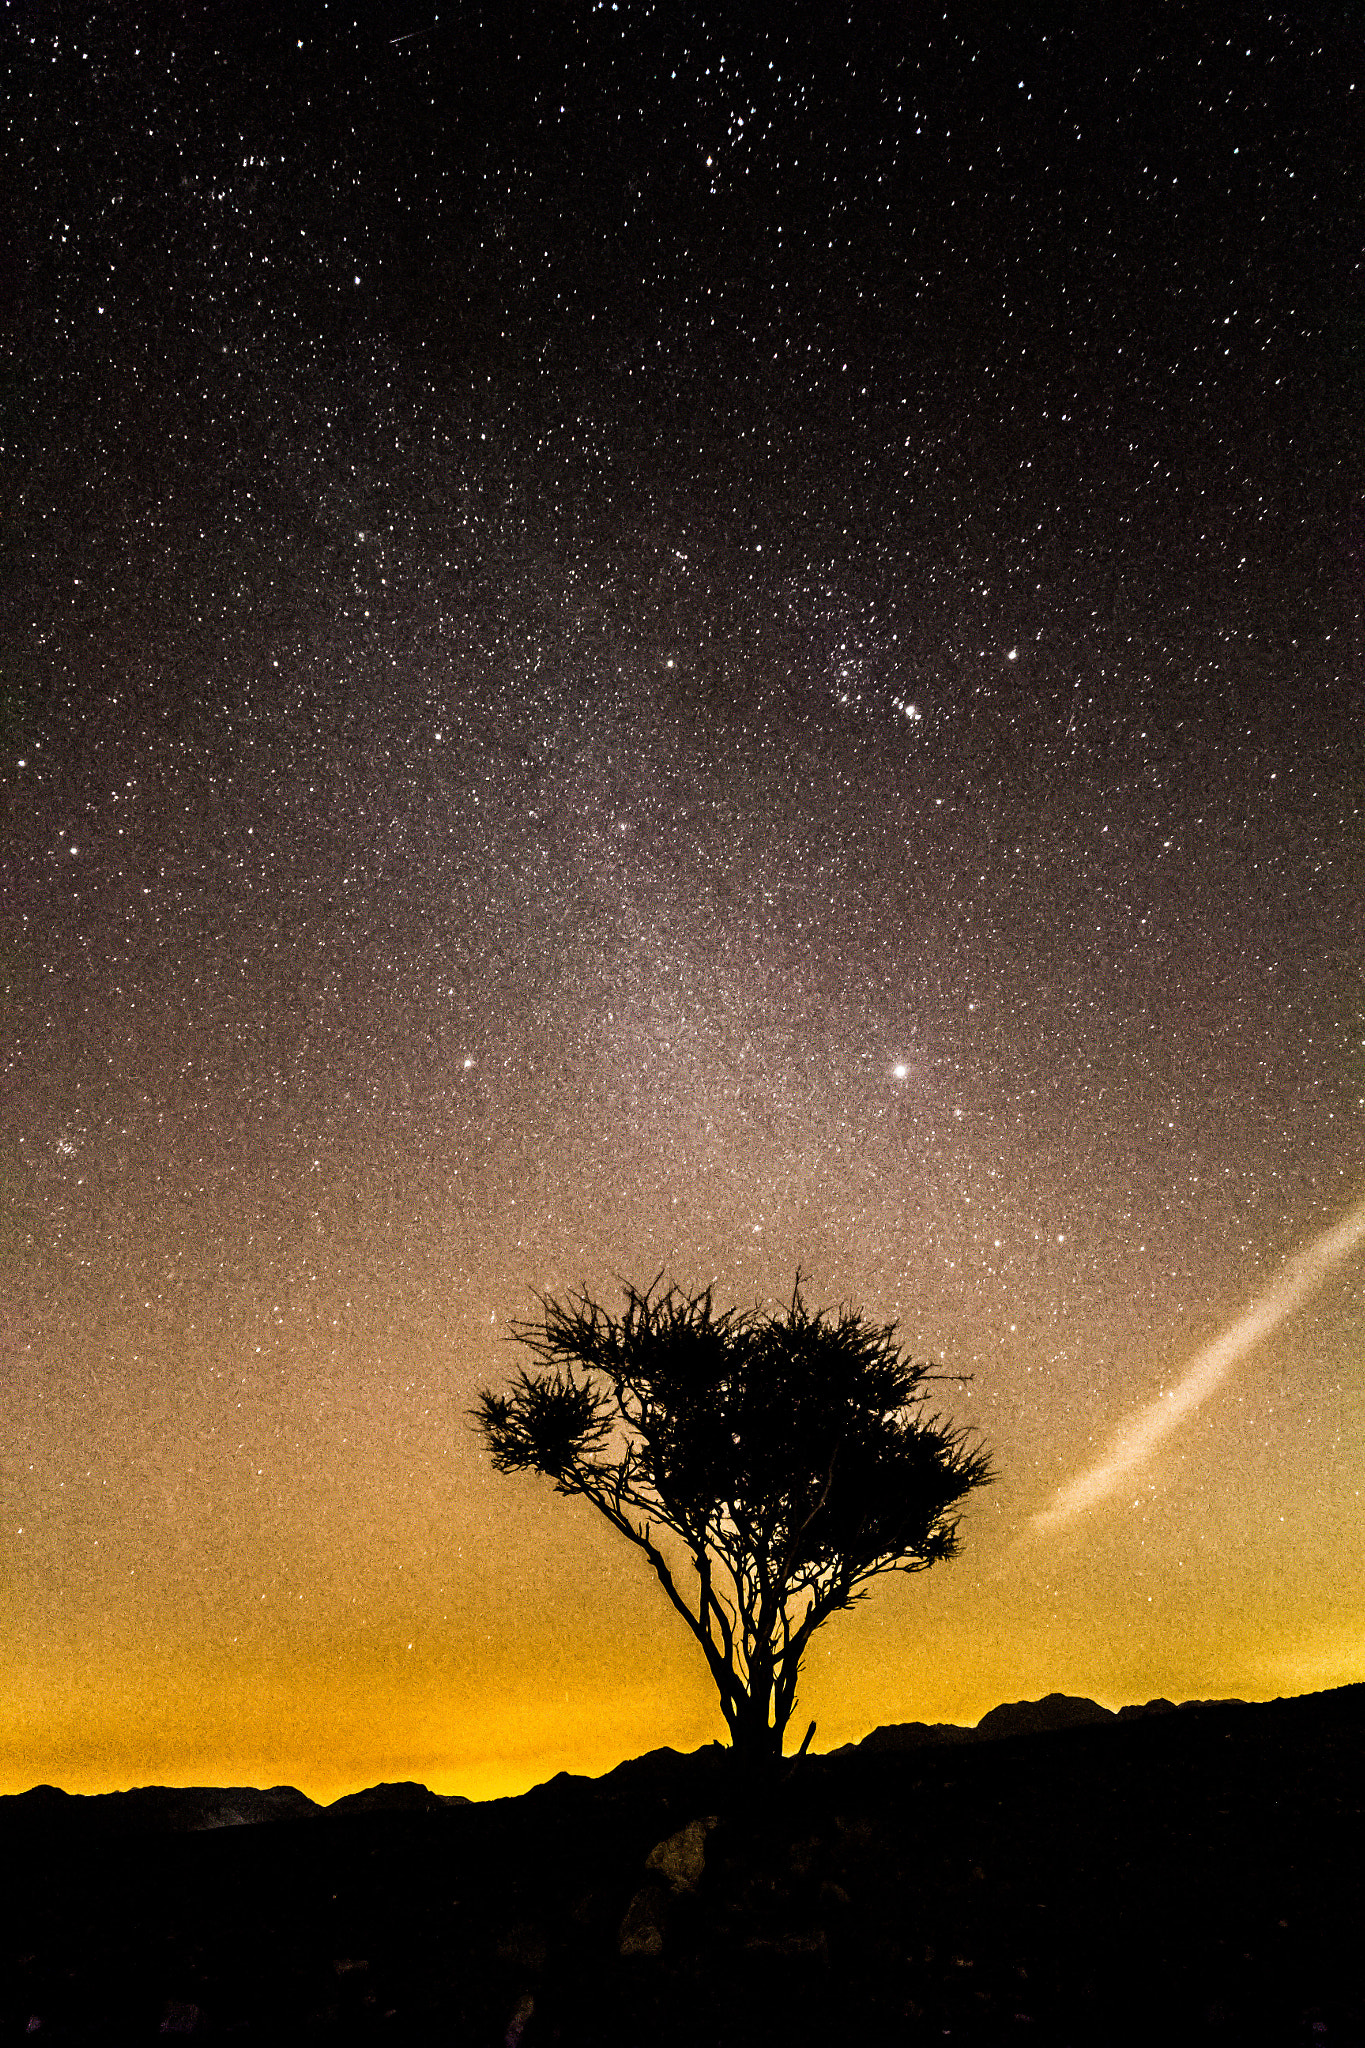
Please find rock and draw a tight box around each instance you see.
[495,1922,547,1976]
[617,1884,670,1957]
[158,2000,201,2035]
[503,1990,535,2046]
[741,1927,829,1968]
[644,1814,719,1894]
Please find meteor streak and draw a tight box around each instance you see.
[1032,1189,1365,1533]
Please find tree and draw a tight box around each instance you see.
[471,1276,994,1771]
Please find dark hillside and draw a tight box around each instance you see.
[2,1686,1360,2046]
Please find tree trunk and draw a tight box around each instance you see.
[728,1684,790,1772]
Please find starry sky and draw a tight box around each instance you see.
[3,1,1362,1803]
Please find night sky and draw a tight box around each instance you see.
[4,2,1362,1803]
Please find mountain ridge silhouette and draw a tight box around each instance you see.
[4,1683,1360,2044]
[6,1682,1358,1833]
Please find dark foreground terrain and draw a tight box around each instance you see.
[3,1685,1361,2047]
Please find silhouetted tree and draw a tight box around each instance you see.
[471,1276,994,1770]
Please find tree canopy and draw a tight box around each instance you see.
[471,1275,994,1768]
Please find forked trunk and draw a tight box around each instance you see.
[728,1687,789,1772]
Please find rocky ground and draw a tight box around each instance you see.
[3,1685,1361,2046]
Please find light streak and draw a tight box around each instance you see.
[1031,1189,1365,1533]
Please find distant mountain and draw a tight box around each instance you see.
[852,1691,1247,1754]
[5,1684,1359,2048]
[0,1779,471,1837]
[9,1688,1354,1834]
[975,1692,1116,1738]
[853,1719,976,1754]
[1,1783,321,1835]
[514,1741,735,1810]
[327,1781,471,1815]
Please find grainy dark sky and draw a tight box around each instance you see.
[3,0,1361,1800]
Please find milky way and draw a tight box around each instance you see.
[3,2,1361,1799]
